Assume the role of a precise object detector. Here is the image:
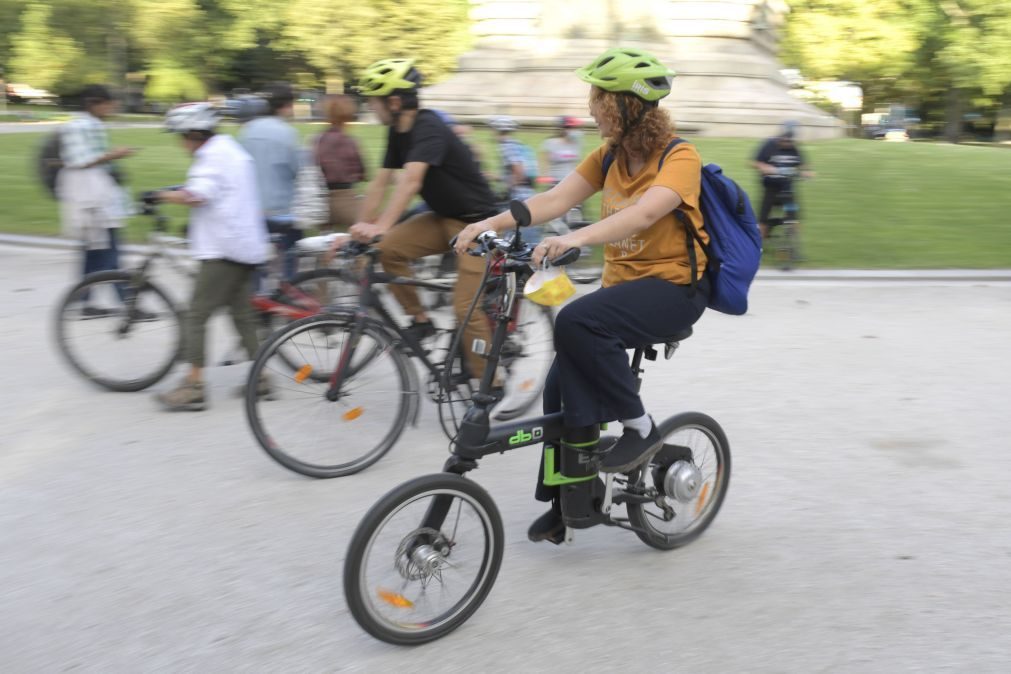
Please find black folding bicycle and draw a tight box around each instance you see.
[341,202,732,644]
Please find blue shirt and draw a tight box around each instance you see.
[238,116,301,216]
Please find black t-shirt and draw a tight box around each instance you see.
[755,138,804,188]
[383,110,497,221]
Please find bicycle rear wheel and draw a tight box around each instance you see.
[287,266,358,311]
[625,412,731,550]
[54,271,182,392]
[245,312,415,478]
[491,299,554,421]
[344,473,504,645]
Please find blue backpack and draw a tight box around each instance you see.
[602,138,761,315]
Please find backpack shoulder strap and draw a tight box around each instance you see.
[602,149,615,180]
[657,137,686,170]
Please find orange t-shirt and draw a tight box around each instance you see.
[575,138,708,287]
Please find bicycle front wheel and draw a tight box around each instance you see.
[625,412,731,550]
[246,312,414,478]
[491,299,554,421]
[344,473,504,645]
[568,245,603,284]
[54,271,182,391]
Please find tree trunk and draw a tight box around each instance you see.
[944,88,965,143]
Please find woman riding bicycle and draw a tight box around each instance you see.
[455,47,710,544]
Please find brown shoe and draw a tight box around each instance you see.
[156,380,207,411]
[233,373,275,400]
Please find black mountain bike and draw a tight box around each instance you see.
[244,230,554,478]
[342,202,732,645]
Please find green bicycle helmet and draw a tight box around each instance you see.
[576,48,675,103]
[356,58,423,97]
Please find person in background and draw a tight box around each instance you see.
[238,82,301,277]
[753,120,814,241]
[330,58,499,387]
[539,115,583,185]
[315,94,366,231]
[154,103,269,412]
[57,84,136,315]
[489,115,536,202]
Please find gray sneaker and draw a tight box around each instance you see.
[156,380,207,412]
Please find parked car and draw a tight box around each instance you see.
[5,83,56,104]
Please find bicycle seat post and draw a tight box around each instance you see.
[630,347,646,394]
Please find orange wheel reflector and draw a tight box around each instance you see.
[378,588,414,609]
[343,407,364,421]
[694,482,711,516]
[294,364,313,383]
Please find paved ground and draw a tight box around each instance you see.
[1,244,1010,672]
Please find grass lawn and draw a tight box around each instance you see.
[2,122,1010,268]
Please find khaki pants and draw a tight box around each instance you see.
[328,188,361,230]
[185,259,259,367]
[378,213,491,379]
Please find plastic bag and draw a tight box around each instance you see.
[524,261,575,306]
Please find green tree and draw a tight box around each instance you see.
[783,0,1011,141]
[8,3,83,92]
[282,0,472,85]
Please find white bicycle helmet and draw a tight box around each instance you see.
[489,115,518,132]
[164,102,219,133]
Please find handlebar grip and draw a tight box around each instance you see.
[550,247,581,267]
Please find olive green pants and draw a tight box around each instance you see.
[185,259,259,367]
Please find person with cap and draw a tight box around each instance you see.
[753,120,815,241]
[539,115,584,186]
[489,115,536,202]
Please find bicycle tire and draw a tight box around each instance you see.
[54,270,183,392]
[245,312,414,478]
[344,473,504,645]
[567,247,603,284]
[267,267,358,378]
[626,412,731,550]
[287,266,359,311]
[491,300,554,421]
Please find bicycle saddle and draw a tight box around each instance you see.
[661,326,693,344]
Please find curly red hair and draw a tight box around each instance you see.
[589,86,676,162]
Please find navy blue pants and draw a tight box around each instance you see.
[535,275,708,502]
[82,228,121,278]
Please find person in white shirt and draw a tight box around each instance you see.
[57,84,136,316]
[154,103,270,411]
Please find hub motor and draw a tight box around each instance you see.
[662,460,703,503]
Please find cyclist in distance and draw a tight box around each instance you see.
[328,58,500,385]
[490,115,536,202]
[753,120,814,241]
[455,47,710,544]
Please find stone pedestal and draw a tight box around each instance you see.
[422,0,842,139]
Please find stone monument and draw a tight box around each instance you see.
[422,0,842,138]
